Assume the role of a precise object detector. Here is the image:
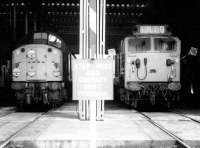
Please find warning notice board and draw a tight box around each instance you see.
[72,59,113,100]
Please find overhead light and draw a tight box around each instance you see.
[126,4,130,8]
[121,4,125,7]
[141,4,145,8]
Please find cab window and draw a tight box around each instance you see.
[154,37,177,51]
[128,38,150,52]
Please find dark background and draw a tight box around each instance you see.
[0,0,200,104]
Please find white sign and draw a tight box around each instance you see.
[72,59,113,100]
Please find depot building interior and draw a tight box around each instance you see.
[0,0,200,106]
[1,1,200,148]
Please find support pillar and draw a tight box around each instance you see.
[13,6,16,41]
[79,0,106,120]
[25,8,28,35]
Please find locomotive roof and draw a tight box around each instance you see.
[16,32,67,52]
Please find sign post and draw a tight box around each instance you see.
[74,0,108,147]
[72,59,113,147]
[79,0,106,121]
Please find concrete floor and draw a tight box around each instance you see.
[0,102,199,148]
[143,111,200,147]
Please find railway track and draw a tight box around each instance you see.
[171,110,200,124]
[0,103,199,148]
[0,109,51,148]
[138,111,192,148]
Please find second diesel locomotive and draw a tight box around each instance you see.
[11,32,69,109]
[116,25,181,108]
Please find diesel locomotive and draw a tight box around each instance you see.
[116,25,181,108]
[11,32,69,109]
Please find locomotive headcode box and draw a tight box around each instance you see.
[72,59,113,100]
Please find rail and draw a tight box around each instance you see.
[138,111,192,148]
[0,109,51,148]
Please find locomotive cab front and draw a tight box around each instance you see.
[118,25,181,108]
[11,32,68,109]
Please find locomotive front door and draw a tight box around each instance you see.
[36,47,47,81]
[26,47,37,81]
[26,46,47,81]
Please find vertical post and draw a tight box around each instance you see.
[90,99,96,147]
[9,7,12,29]
[13,6,16,41]
[33,14,37,32]
[25,8,28,35]
[89,0,97,59]
[79,0,90,120]
[79,0,106,121]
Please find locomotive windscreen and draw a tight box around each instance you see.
[128,38,150,52]
[154,37,177,51]
[33,33,63,49]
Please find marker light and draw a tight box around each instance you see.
[53,62,61,77]
[12,68,20,77]
[53,71,61,77]
[27,71,36,77]
[27,50,36,59]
